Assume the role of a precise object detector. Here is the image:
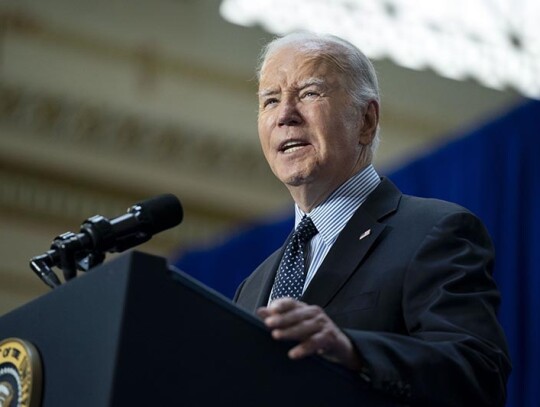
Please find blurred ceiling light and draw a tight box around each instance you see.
[220,0,540,99]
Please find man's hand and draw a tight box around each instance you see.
[257,298,361,370]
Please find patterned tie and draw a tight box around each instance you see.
[270,216,318,301]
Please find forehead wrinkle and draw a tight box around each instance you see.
[262,55,342,89]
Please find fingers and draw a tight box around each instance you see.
[269,309,325,339]
[257,298,361,370]
[259,301,322,333]
[257,299,332,352]
[288,329,333,359]
[288,327,361,370]
[256,298,305,327]
[257,297,301,317]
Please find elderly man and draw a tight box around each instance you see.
[233,32,510,406]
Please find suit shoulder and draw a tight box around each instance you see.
[399,194,476,220]
[390,194,491,244]
[395,194,493,251]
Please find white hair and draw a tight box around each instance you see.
[258,32,381,157]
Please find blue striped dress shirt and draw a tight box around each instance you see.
[295,165,381,293]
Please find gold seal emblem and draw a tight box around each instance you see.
[0,338,42,407]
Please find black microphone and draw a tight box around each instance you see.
[30,194,183,287]
[81,193,183,254]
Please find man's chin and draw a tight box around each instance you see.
[273,165,318,188]
[282,173,313,188]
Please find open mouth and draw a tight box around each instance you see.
[279,140,310,154]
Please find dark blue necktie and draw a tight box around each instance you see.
[270,216,318,301]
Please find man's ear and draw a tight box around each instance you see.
[358,100,379,146]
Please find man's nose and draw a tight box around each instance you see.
[277,98,303,126]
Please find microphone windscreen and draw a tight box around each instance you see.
[138,194,183,234]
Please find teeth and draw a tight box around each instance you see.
[284,146,304,154]
[282,140,306,152]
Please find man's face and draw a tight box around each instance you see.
[258,46,373,195]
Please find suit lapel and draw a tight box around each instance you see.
[301,178,402,307]
[252,251,281,308]
[252,231,294,308]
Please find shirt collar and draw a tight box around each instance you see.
[295,165,381,244]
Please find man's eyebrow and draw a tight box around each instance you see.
[297,78,326,89]
[257,89,279,98]
[257,78,327,98]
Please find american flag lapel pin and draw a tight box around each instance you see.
[359,229,371,241]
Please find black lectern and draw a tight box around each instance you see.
[0,251,394,406]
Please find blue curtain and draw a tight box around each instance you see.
[388,100,540,407]
[173,100,540,407]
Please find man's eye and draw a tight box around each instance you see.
[263,98,278,107]
[302,91,319,99]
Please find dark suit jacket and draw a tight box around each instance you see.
[234,178,511,406]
